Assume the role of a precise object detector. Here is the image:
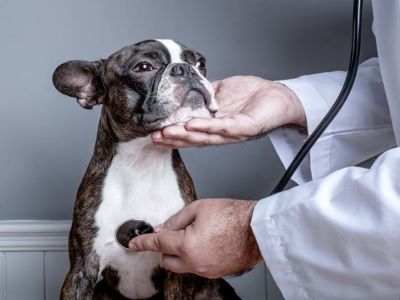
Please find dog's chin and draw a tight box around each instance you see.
[160,105,213,127]
[143,106,213,132]
[143,91,216,131]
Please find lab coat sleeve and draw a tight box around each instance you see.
[251,147,400,300]
[269,58,396,184]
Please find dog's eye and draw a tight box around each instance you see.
[133,62,154,72]
[195,59,206,70]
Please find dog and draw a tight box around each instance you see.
[53,39,240,300]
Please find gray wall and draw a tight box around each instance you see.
[0,0,376,220]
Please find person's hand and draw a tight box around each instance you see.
[129,199,262,278]
[152,76,306,148]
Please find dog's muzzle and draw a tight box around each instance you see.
[142,63,218,130]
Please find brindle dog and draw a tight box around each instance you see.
[53,39,240,300]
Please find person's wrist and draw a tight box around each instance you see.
[242,200,262,267]
[258,81,307,132]
[279,82,307,127]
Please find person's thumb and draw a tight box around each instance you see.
[157,203,197,232]
[211,80,222,91]
[129,230,183,256]
[185,117,231,135]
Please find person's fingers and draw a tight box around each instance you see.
[151,126,189,143]
[157,132,238,148]
[211,80,222,91]
[152,142,178,150]
[183,131,239,145]
[150,117,246,147]
[153,140,198,149]
[157,125,239,146]
[185,117,239,137]
[129,231,183,256]
[151,130,163,140]
[161,205,197,231]
[161,125,187,138]
[152,126,195,148]
[154,119,236,140]
[161,255,188,273]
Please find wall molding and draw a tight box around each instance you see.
[0,220,71,251]
[0,252,6,299]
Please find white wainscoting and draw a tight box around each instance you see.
[0,221,71,300]
[0,220,283,300]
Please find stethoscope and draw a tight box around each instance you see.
[116,0,364,250]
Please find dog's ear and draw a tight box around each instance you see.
[52,60,105,110]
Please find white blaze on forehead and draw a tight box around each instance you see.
[156,39,184,64]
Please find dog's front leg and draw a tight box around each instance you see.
[60,252,100,300]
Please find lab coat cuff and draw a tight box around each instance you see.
[269,77,332,182]
[251,196,310,300]
[279,77,329,133]
[268,127,311,184]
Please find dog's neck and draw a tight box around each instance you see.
[116,136,171,167]
[87,108,172,175]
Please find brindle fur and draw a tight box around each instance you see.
[61,111,117,299]
[171,150,197,206]
[151,268,240,300]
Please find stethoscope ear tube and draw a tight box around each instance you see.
[270,0,364,195]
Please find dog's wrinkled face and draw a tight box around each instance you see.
[52,39,217,140]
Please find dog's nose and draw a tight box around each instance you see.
[170,63,196,77]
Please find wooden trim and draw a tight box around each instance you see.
[0,220,71,251]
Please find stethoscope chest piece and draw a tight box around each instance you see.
[115,219,154,250]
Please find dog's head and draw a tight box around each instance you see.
[52,39,217,140]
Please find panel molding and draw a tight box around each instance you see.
[0,220,71,251]
[0,252,6,300]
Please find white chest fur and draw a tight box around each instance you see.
[93,136,185,299]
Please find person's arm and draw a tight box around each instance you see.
[251,147,400,300]
[270,58,395,184]
[126,148,400,300]
[151,59,395,184]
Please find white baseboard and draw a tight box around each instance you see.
[0,220,71,251]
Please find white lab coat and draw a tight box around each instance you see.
[251,1,400,299]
